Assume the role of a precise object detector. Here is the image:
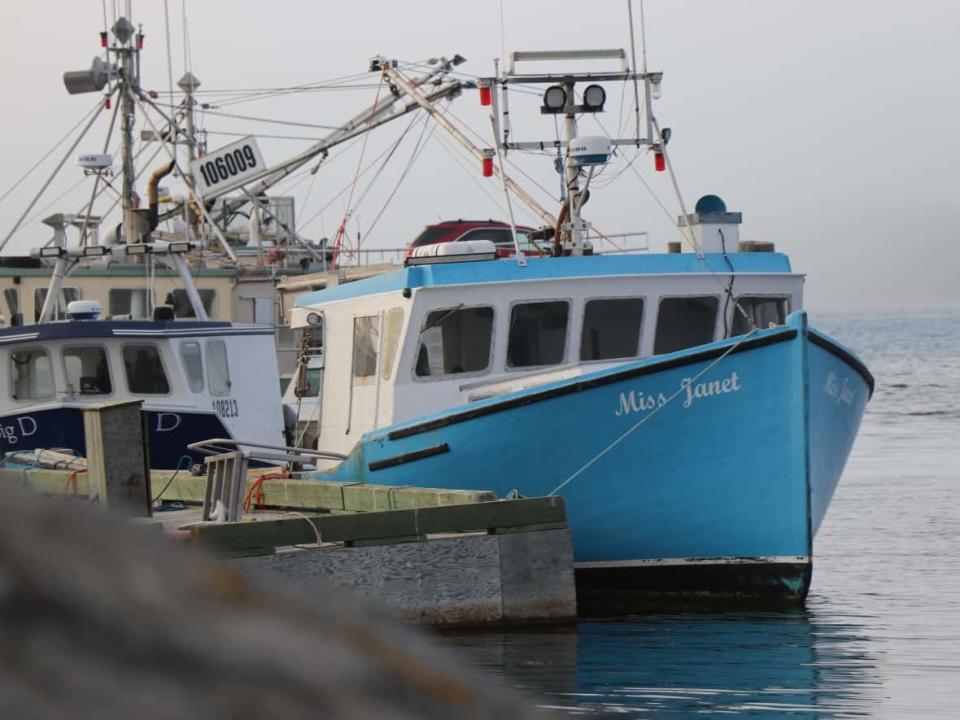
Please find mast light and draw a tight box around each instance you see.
[478,78,492,106]
[542,85,567,113]
[582,84,606,111]
[481,149,495,177]
[648,72,663,100]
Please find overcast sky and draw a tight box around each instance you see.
[1,0,958,313]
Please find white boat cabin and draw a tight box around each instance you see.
[291,246,804,461]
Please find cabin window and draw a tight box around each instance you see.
[507,301,569,368]
[381,308,405,380]
[352,316,380,379]
[180,342,204,393]
[34,287,80,321]
[295,365,323,398]
[63,346,112,395]
[580,298,645,361]
[123,345,170,395]
[109,289,151,319]
[167,289,216,318]
[4,288,20,318]
[732,296,788,335]
[9,348,54,400]
[415,306,493,378]
[654,296,719,354]
[206,340,231,396]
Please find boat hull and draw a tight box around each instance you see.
[0,405,231,469]
[317,313,872,610]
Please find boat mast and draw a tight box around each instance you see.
[561,79,584,254]
[112,16,141,247]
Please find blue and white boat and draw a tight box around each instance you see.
[0,242,285,469]
[285,49,873,608]
[0,307,284,469]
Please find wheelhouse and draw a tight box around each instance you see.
[291,251,803,460]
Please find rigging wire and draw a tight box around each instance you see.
[329,73,387,260]
[163,0,175,115]
[205,129,326,142]
[298,129,406,231]
[362,111,437,243]
[0,102,103,207]
[0,98,107,253]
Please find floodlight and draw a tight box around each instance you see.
[542,85,567,113]
[39,247,65,258]
[63,57,111,95]
[125,243,149,256]
[82,245,108,257]
[168,241,192,253]
[582,84,606,111]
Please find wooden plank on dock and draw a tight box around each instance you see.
[0,465,495,513]
[191,497,566,556]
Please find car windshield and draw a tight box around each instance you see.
[409,227,450,248]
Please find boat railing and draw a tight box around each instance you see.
[187,437,346,465]
[334,247,408,268]
[586,231,650,255]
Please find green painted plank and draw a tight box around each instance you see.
[191,497,567,554]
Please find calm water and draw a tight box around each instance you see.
[444,311,960,718]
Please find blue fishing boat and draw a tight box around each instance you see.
[283,47,873,608]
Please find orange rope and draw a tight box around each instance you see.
[65,468,87,495]
[242,471,288,513]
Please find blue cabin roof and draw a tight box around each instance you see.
[296,252,794,307]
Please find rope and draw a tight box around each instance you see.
[151,455,195,505]
[281,511,323,547]
[548,328,759,497]
[242,471,288,513]
[65,468,88,495]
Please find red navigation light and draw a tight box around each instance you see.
[137,33,144,49]
[99,32,108,48]
[104,96,111,110]
[654,151,666,172]
[482,156,494,177]
[479,85,492,106]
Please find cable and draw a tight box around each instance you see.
[0,102,103,207]
[151,454,194,505]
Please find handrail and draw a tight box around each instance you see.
[187,438,346,465]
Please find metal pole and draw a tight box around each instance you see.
[626,0,643,142]
[169,253,208,320]
[133,93,239,262]
[120,41,138,244]
[562,81,582,254]
[38,257,75,323]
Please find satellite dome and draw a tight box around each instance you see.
[694,194,727,213]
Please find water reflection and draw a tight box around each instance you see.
[445,607,880,717]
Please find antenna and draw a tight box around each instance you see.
[626,0,642,142]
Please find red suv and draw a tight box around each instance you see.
[406,220,550,259]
